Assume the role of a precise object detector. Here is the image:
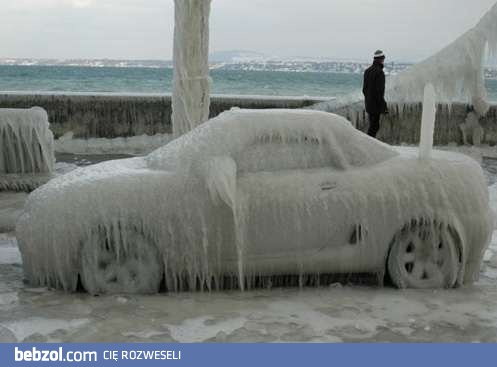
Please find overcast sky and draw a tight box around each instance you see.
[0,0,495,62]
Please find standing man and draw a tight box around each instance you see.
[363,50,388,138]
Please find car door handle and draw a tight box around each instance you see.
[320,182,337,191]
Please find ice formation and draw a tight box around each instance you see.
[388,3,497,116]
[172,0,212,136]
[419,84,437,160]
[311,3,497,123]
[460,111,484,146]
[16,109,493,294]
[0,107,55,191]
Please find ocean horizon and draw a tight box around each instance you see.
[1,64,497,102]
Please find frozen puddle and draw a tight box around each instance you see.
[1,147,497,342]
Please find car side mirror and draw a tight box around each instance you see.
[202,156,237,210]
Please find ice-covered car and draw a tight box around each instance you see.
[17,109,493,294]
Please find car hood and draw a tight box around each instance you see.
[393,146,479,165]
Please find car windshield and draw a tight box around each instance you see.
[334,127,399,167]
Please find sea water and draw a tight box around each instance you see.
[1,65,496,101]
[0,65,375,99]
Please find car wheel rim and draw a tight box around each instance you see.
[397,226,455,288]
[81,227,162,294]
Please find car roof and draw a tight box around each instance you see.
[147,109,398,171]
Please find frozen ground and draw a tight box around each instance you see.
[1,146,497,342]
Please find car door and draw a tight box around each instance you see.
[230,129,365,271]
[232,127,399,275]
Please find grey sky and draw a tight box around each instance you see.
[0,0,495,62]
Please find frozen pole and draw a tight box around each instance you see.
[419,83,437,160]
[172,0,212,137]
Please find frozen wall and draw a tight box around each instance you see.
[172,0,212,136]
[0,93,324,139]
[0,93,496,146]
[328,101,497,146]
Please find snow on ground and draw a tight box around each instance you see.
[1,145,497,342]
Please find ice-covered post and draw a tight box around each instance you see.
[419,83,437,160]
[172,0,212,137]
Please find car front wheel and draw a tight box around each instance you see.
[387,220,460,289]
[80,226,163,295]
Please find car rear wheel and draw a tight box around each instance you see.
[388,220,460,289]
[80,226,163,295]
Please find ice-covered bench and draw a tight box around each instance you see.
[0,107,55,191]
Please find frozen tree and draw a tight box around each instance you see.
[172,0,212,137]
[387,2,497,116]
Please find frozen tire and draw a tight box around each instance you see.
[80,226,163,295]
[388,220,460,289]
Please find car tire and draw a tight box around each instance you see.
[80,225,163,295]
[387,220,460,289]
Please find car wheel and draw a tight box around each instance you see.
[80,226,163,295]
[387,220,460,289]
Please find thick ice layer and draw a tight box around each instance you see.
[0,108,55,191]
[172,0,212,136]
[16,109,493,294]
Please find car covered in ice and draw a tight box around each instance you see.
[17,109,493,294]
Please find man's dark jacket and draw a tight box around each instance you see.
[362,61,388,115]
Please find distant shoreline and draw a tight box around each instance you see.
[0,64,495,79]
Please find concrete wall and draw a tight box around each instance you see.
[0,93,324,139]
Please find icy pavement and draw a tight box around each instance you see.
[1,147,497,342]
[1,260,497,342]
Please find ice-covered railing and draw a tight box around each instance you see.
[0,107,55,191]
[310,2,497,121]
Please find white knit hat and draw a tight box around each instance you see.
[374,50,385,59]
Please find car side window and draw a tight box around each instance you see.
[234,133,345,174]
[337,131,398,167]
